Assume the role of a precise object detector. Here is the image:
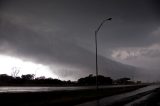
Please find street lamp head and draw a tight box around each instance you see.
[96,17,112,33]
[107,18,112,20]
[102,18,112,23]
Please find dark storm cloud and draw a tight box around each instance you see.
[0,17,137,79]
[0,0,160,80]
[1,0,159,48]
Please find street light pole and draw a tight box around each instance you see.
[95,18,112,90]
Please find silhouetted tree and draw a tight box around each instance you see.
[97,75,113,85]
[78,74,113,85]
[11,67,20,77]
[0,73,137,86]
[0,74,14,84]
[21,74,35,80]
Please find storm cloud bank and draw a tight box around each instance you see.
[0,0,160,81]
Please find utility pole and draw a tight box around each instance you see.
[95,18,112,90]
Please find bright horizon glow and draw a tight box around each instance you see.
[0,54,57,78]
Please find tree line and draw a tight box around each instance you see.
[0,74,141,86]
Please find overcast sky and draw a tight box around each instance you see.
[0,0,160,80]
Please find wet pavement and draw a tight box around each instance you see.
[129,87,160,106]
[75,85,160,106]
[124,93,152,106]
[0,85,141,93]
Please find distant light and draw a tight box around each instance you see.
[0,54,57,78]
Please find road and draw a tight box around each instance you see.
[0,85,142,93]
[126,86,160,106]
[75,84,160,106]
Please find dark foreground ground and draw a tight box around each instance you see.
[0,85,147,106]
[132,87,160,106]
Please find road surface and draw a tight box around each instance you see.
[0,85,142,93]
[76,84,160,106]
